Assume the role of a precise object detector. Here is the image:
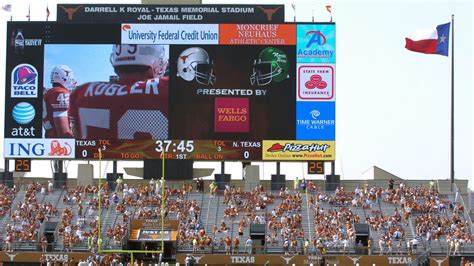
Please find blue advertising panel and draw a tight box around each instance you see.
[296,101,335,140]
[297,24,335,63]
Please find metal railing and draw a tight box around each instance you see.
[453,182,473,233]
[409,248,431,266]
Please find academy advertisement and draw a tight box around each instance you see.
[297,24,336,63]
[4,22,335,160]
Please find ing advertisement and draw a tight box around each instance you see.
[4,22,335,161]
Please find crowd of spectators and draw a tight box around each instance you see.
[2,178,474,259]
[4,182,59,251]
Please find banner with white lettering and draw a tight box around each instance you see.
[56,4,285,23]
[121,24,219,44]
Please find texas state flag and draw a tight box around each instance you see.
[405,23,450,56]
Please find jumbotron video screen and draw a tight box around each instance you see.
[4,22,336,161]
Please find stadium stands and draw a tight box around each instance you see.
[1,179,473,265]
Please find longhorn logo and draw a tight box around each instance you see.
[280,255,295,264]
[6,252,19,262]
[432,257,448,266]
[59,5,83,20]
[179,52,195,64]
[346,256,361,266]
[256,6,282,22]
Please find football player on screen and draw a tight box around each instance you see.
[69,44,169,140]
[43,65,77,138]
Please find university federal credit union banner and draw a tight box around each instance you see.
[56,4,285,23]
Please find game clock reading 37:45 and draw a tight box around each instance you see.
[155,140,194,159]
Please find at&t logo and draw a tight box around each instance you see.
[10,102,37,137]
[11,64,38,98]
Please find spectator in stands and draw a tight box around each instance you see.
[5,232,13,252]
[455,187,461,204]
[453,239,460,255]
[209,181,217,197]
[115,176,123,192]
[367,238,372,255]
[225,235,231,254]
[48,180,54,193]
[294,177,300,190]
[378,237,384,255]
[388,178,394,190]
[245,237,253,254]
[406,239,411,255]
[304,238,310,255]
[41,235,48,252]
[283,239,290,255]
[301,178,307,191]
[233,236,240,254]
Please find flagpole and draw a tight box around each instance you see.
[450,14,454,189]
[291,3,296,23]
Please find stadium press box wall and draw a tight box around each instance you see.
[4,22,335,161]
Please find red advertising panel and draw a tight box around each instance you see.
[219,24,296,45]
[214,98,249,133]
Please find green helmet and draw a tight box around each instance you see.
[250,47,289,86]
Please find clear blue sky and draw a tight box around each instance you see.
[44,44,115,87]
[0,0,472,187]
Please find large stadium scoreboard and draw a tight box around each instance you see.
[4,21,336,161]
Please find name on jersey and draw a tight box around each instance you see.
[84,80,160,97]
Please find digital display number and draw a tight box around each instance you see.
[75,140,261,160]
[155,140,194,153]
[308,161,324,174]
[15,159,31,172]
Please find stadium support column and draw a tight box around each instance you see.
[214,161,230,191]
[1,159,14,188]
[53,160,67,189]
[271,162,285,191]
[106,160,121,191]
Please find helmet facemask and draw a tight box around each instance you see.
[250,61,283,86]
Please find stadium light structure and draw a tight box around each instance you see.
[97,148,166,264]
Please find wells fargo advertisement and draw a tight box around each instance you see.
[262,140,335,161]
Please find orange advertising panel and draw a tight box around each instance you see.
[219,24,296,45]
